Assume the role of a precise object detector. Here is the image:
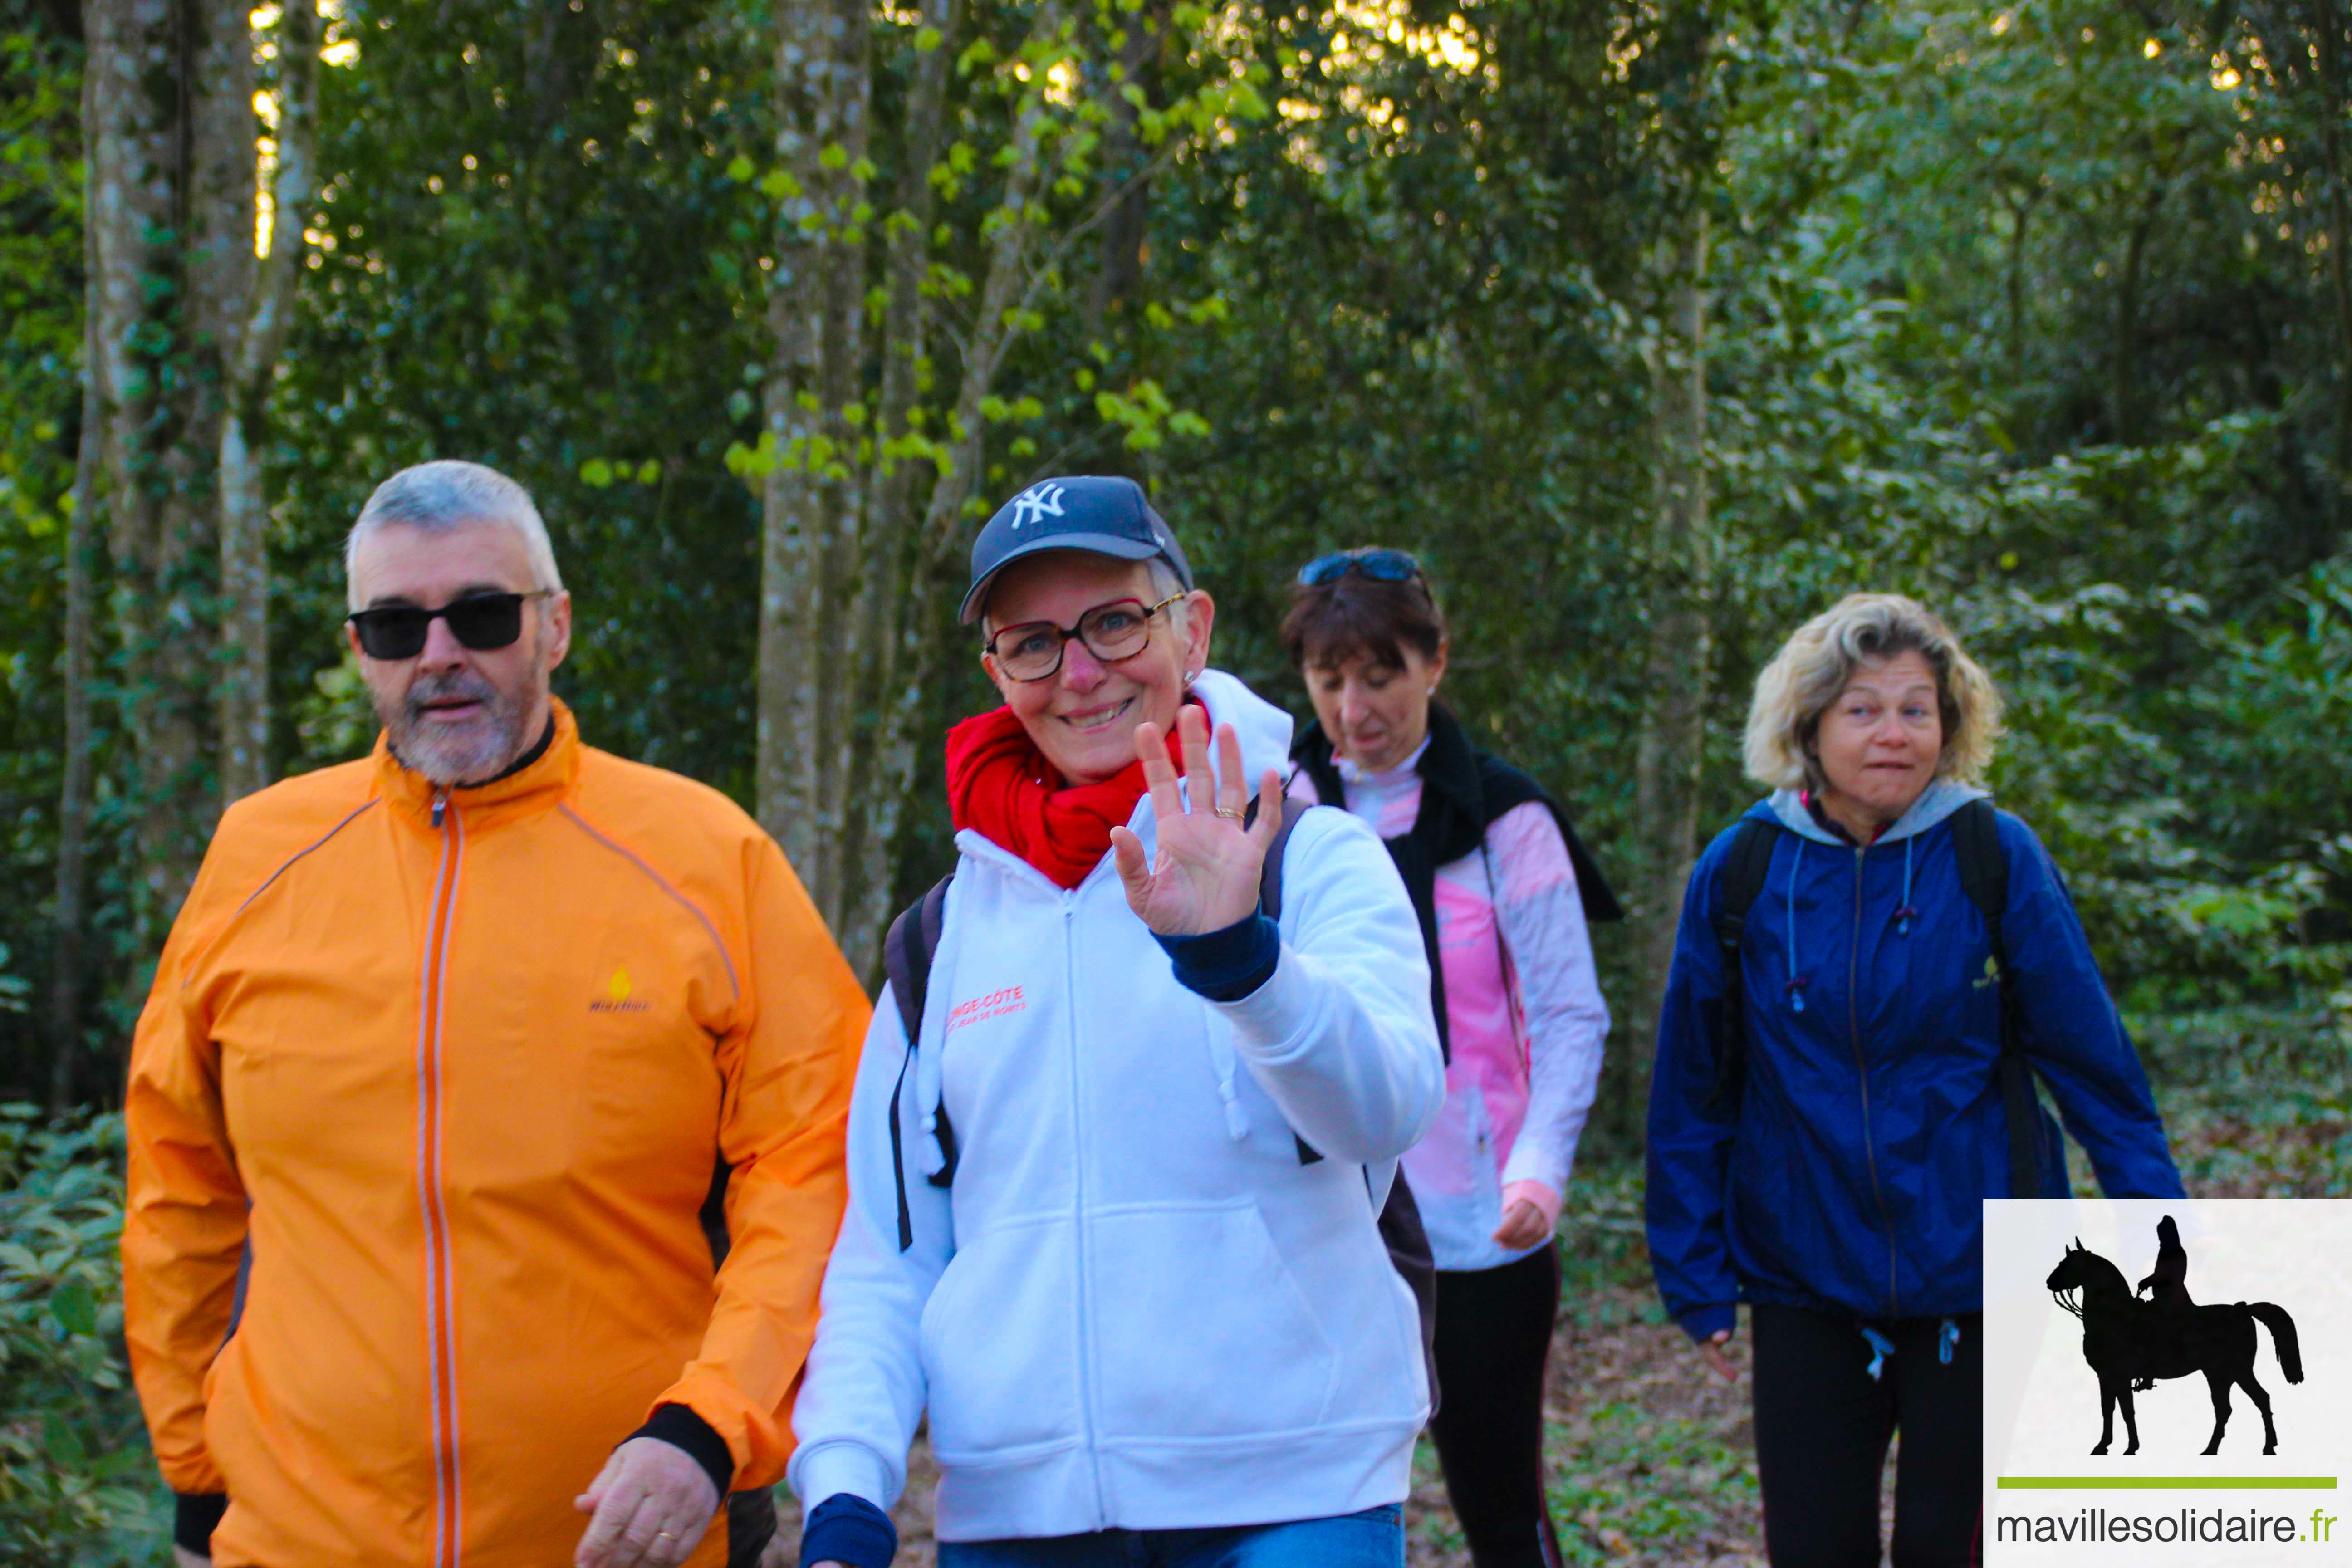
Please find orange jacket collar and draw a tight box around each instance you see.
[370,696,583,827]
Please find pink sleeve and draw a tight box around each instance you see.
[1487,801,1610,1198]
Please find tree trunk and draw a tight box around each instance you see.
[841,10,1062,973]
[218,0,317,804]
[2004,188,2035,389]
[2313,0,2352,532]
[835,0,961,951]
[757,0,867,914]
[2113,182,2162,448]
[758,0,1063,979]
[85,0,258,935]
[1623,210,1713,1132]
[1087,2,1163,333]
[50,58,101,1113]
[808,0,872,915]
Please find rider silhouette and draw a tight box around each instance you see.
[2133,1215,2194,1389]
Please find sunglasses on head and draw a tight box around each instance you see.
[1296,548,1423,587]
[347,591,554,661]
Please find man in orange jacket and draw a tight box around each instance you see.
[122,461,870,1568]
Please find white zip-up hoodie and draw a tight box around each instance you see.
[789,671,1445,1543]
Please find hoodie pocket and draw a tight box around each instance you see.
[919,1220,1083,1463]
[1090,1199,1338,1441]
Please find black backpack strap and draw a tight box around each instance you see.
[1253,795,1439,1385]
[1252,794,1311,921]
[1951,799,2041,1197]
[1708,819,1781,1112]
[882,873,954,1252]
[1249,797,1329,1167]
[1374,1172,1442,1418]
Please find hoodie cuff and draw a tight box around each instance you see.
[1678,1302,1738,1343]
[630,1404,735,1502]
[1154,912,1280,1002]
[174,1493,228,1555]
[800,1493,897,1568]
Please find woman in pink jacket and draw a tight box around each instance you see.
[1284,549,1621,1568]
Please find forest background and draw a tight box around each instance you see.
[2,0,2350,1561]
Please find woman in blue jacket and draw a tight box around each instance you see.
[1645,593,2182,1568]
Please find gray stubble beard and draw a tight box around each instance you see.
[382,670,540,786]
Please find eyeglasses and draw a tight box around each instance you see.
[1296,548,1423,587]
[985,593,1186,683]
[347,591,554,661]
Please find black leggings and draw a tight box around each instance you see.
[1427,1246,1561,1568]
[1750,1302,1983,1568]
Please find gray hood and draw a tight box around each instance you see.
[1766,776,1989,846]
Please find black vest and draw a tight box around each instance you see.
[1291,705,1621,1058]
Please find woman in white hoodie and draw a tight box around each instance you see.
[790,477,1445,1568]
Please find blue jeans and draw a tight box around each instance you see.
[937,1504,1405,1568]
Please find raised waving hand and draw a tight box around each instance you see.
[1109,704,1284,936]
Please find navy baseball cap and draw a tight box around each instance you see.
[959,475,1194,624]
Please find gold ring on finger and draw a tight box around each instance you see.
[1213,805,1243,820]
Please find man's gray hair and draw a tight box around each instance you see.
[345,461,564,609]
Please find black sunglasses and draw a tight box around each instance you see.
[1296,548,1423,587]
[347,591,554,661]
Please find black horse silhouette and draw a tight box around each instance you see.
[2046,1230,2302,1456]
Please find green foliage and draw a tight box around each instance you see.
[276,0,776,796]
[0,1106,168,1566]
[3,0,2349,1542]
[0,0,121,1102]
[3,0,2347,1167]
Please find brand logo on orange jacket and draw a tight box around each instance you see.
[589,966,651,1014]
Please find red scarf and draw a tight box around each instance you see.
[946,706,1152,889]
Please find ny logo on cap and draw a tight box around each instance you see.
[1008,482,1068,531]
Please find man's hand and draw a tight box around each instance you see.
[173,1549,207,1568]
[1698,1328,1740,1383]
[573,1436,720,1568]
[1110,705,1283,936]
[1491,1196,1552,1251]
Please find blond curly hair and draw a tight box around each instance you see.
[1743,593,2004,792]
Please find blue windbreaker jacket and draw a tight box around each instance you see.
[1645,781,2183,1340]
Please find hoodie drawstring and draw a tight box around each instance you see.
[1208,1030,1250,1142]
[1895,834,1919,935]
[1784,838,1809,1012]
[1940,1317,1960,1364]
[912,998,950,1180]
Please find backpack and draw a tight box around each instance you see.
[1710,797,2046,1197]
[880,797,1444,1411]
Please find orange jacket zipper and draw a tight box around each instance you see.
[416,791,464,1566]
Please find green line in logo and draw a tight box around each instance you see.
[1997,1477,2338,1490]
